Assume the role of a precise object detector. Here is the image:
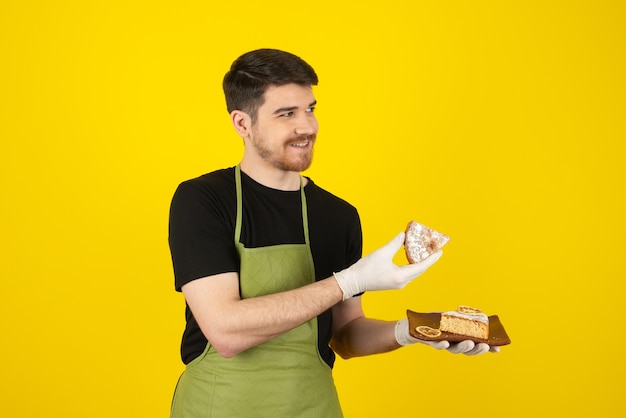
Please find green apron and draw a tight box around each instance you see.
[170,166,343,418]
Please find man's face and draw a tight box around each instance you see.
[248,83,318,172]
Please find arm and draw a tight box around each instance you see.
[183,232,445,359]
[330,298,499,358]
[330,297,401,359]
[182,272,343,358]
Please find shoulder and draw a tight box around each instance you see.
[172,168,235,203]
[175,167,235,193]
[169,167,238,229]
[305,179,358,216]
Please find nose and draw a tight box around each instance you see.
[294,114,318,136]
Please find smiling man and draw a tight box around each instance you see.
[236,83,318,177]
[167,48,495,418]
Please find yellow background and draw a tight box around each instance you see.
[1,1,624,417]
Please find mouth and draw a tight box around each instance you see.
[287,136,314,149]
[289,141,309,148]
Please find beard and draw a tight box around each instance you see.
[251,133,315,172]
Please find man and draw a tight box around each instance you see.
[168,48,496,417]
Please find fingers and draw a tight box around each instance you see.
[464,342,490,356]
[379,233,442,270]
[419,339,498,355]
[447,340,474,354]
[418,249,443,269]
[380,232,405,255]
[447,341,494,355]
[424,340,450,350]
[397,249,443,280]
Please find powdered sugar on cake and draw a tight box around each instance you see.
[404,221,450,263]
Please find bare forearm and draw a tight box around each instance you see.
[331,317,401,359]
[230,279,341,340]
[185,274,343,358]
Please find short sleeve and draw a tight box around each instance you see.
[168,179,238,291]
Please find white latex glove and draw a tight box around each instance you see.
[333,232,442,301]
[394,318,450,350]
[447,340,499,355]
[395,318,500,355]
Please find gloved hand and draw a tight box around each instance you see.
[333,232,442,301]
[394,318,499,355]
[395,318,450,350]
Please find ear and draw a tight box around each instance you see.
[230,110,252,138]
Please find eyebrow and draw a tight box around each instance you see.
[272,100,317,115]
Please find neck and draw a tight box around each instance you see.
[239,159,305,191]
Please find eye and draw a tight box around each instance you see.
[280,111,294,118]
[306,106,316,113]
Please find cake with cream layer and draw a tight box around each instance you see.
[439,306,489,340]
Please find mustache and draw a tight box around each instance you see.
[287,134,316,143]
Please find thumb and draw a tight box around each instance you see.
[417,249,443,269]
[378,232,405,257]
[396,249,443,277]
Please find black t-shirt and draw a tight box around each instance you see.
[168,167,362,366]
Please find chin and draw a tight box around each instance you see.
[294,157,313,172]
[279,155,313,172]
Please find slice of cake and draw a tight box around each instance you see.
[439,306,489,340]
[404,221,450,264]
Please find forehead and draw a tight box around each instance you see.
[260,84,315,111]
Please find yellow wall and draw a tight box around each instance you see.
[2,1,624,417]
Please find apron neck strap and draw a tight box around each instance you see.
[235,165,310,246]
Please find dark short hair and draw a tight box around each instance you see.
[223,49,318,122]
